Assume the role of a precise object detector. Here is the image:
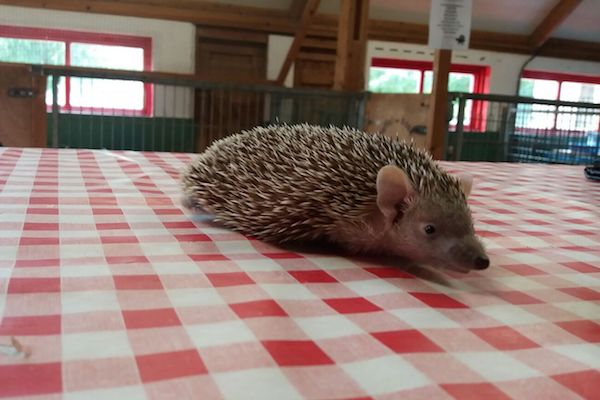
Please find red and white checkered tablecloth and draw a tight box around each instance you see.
[0,147,599,400]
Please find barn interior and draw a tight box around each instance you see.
[0,1,599,399]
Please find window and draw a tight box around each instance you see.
[0,25,152,115]
[518,70,600,132]
[369,58,490,130]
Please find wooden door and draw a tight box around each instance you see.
[194,27,267,152]
[0,63,47,148]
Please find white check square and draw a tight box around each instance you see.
[342,355,430,394]
[187,320,256,347]
[456,352,541,381]
[62,331,133,361]
[214,368,302,400]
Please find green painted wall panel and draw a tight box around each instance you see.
[47,114,196,153]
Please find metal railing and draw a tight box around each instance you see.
[40,65,366,153]
[446,92,600,164]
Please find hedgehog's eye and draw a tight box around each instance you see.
[424,224,436,235]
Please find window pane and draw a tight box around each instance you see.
[422,71,475,94]
[560,81,600,103]
[368,67,420,93]
[557,81,600,131]
[70,43,145,111]
[519,78,559,100]
[0,37,65,64]
[71,43,144,71]
[45,75,67,107]
[70,77,144,110]
[516,78,559,129]
[423,71,432,93]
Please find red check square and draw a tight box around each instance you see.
[372,330,443,353]
[324,297,382,314]
[0,363,62,398]
[561,262,598,273]
[553,370,600,400]
[409,292,468,309]
[29,197,59,205]
[100,236,139,244]
[0,315,61,336]
[96,222,131,230]
[14,258,60,268]
[136,350,207,382]
[262,340,333,366]
[123,308,181,329]
[559,287,600,301]
[364,267,413,278]
[206,272,254,287]
[471,326,540,350]
[19,237,60,245]
[265,252,304,259]
[230,299,288,318]
[163,221,197,229]
[174,234,211,242]
[289,270,337,283]
[23,222,59,231]
[442,383,510,400]
[190,254,229,262]
[113,274,163,290]
[494,290,543,305]
[556,320,600,342]
[8,277,61,294]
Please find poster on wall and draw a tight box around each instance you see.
[428,0,472,50]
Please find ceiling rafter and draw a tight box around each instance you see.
[1,0,599,62]
[276,0,321,84]
[529,0,583,48]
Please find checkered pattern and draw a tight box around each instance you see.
[1,147,599,400]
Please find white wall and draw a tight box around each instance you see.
[267,34,600,96]
[0,5,196,74]
[367,40,600,96]
[267,35,294,87]
[0,5,196,118]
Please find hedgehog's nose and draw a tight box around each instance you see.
[474,256,490,270]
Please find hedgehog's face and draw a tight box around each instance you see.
[376,165,489,273]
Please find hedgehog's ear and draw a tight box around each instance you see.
[457,173,473,198]
[376,165,414,222]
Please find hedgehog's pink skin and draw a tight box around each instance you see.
[182,124,489,273]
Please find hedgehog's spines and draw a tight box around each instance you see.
[182,123,467,243]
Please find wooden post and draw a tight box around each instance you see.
[334,0,369,91]
[426,49,451,159]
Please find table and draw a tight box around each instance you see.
[1,147,599,399]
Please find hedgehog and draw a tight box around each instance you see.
[181,123,489,273]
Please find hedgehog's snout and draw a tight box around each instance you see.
[474,256,490,270]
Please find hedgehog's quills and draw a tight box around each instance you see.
[182,123,490,273]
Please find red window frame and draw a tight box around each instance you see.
[371,58,490,131]
[0,25,153,116]
[520,70,600,132]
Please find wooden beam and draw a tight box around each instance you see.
[334,0,369,91]
[2,0,599,62]
[276,0,321,85]
[529,0,582,48]
[289,0,307,20]
[426,49,451,160]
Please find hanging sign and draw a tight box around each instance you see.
[428,0,472,50]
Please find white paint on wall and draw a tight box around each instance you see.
[267,35,294,87]
[0,5,196,118]
[0,5,196,74]
[267,34,600,96]
[367,41,600,96]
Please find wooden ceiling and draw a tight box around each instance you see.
[1,0,599,62]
